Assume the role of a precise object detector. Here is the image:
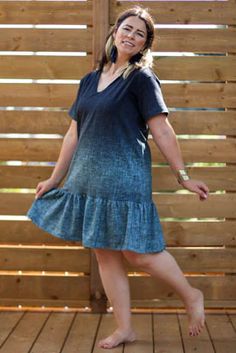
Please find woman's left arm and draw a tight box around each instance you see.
[147,114,209,201]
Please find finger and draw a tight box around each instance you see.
[199,183,209,194]
[35,189,45,199]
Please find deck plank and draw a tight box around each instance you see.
[178,313,215,353]
[228,314,236,332]
[206,313,236,353]
[0,311,235,352]
[0,311,24,347]
[61,313,100,353]
[93,313,123,353]
[30,312,74,353]
[153,313,183,353]
[124,314,153,353]
[0,312,49,353]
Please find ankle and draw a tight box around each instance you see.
[183,287,202,306]
[116,325,134,333]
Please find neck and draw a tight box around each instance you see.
[108,55,130,75]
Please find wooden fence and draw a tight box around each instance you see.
[0,0,235,311]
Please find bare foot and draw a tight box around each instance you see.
[185,288,205,337]
[98,328,136,349]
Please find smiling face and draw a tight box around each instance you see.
[113,16,148,61]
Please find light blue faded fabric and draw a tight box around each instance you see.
[27,67,169,253]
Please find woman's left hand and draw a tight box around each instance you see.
[180,179,209,201]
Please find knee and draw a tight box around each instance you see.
[122,250,152,269]
[93,248,123,268]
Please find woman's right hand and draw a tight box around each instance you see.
[35,178,59,200]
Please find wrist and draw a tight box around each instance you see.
[49,176,61,187]
[175,169,191,184]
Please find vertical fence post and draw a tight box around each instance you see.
[92,0,110,69]
[90,0,110,313]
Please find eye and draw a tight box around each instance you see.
[137,32,144,37]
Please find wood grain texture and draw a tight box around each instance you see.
[0,55,92,79]
[0,193,236,218]
[0,138,235,162]
[129,276,236,300]
[0,220,234,247]
[153,56,236,81]
[0,248,90,273]
[0,1,93,25]
[0,28,92,52]
[0,28,235,53]
[111,1,236,25]
[1,111,236,135]
[0,275,90,302]
[1,165,236,191]
[1,55,236,81]
[0,83,235,107]
[0,247,235,273]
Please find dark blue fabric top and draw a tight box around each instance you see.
[69,66,169,138]
[65,66,169,202]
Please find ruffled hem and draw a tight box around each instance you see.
[27,188,166,254]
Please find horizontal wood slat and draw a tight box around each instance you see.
[128,248,236,273]
[168,111,236,136]
[0,28,93,52]
[0,55,92,79]
[154,56,236,81]
[0,220,235,247]
[152,193,236,218]
[0,83,235,108]
[0,275,234,305]
[0,193,235,218]
[150,139,236,163]
[0,111,70,134]
[1,1,236,26]
[1,1,235,25]
[0,275,90,302]
[1,138,235,163]
[129,276,236,300]
[0,247,235,273]
[1,56,235,81]
[0,1,93,25]
[153,28,236,53]
[152,166,236,191]
[130,299,236,309]
[1,111,236,135]
[0,248,90,273]
[1,166,236,191]
[111,1,236,25]
[0,28,235,53]
[161,221,236,247]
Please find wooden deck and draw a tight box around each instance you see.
[0,311,235,352]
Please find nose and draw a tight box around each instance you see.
[127,31,135,39]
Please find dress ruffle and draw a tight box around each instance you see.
[27,188,166,254]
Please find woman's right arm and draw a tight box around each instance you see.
[35,120,78,199]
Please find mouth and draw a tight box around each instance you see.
[122,40,135,47]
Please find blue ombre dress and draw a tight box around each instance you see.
[27,67,169,253]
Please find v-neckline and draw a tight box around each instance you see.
[96,70,123,94]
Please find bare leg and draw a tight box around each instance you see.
[122,249,205,337]
[93,248,136,349]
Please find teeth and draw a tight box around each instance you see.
[123,41,134,47]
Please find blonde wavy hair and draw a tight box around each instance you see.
[96,6,155,79]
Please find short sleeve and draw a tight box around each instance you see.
[68,75,86,121]
[136,69,169,122]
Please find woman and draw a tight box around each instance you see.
[27,6,209,349]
